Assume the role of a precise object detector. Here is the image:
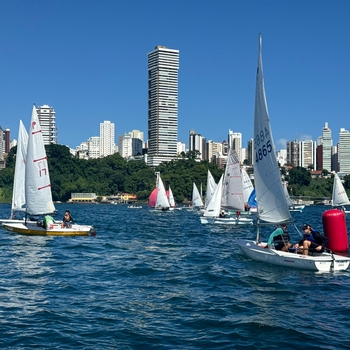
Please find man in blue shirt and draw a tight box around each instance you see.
[294,223,328,255]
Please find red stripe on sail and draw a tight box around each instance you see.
[38,184,51,190]
[34,157,47,162]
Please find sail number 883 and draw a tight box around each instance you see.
[255,129,272,163]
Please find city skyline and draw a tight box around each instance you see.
[1,1,350,150]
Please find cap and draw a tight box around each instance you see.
[301,223,310,230]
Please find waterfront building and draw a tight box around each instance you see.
[277,149,287,167]
[118,133,143,158]
[322,122,332,172]
[228,130,242,162]
[88,136,100,159]
[247,139,254,166]
[37,105,57,145]
[189,130,206,160]
[338,128,350,174]
[299,140,316,170]
[286,140,299,166]
[0,127,3,163]
[206,140,223,162]
[177,142,186,155]
[100,120,115,157]
[147,46,179,167]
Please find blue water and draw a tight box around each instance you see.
[1,203,350,349]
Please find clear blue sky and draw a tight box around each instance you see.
[1,0,350,151]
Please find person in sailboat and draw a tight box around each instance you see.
[61,210,73,228]
[265,223,292,251]
[293,224,328,255]
[43,214,56,230]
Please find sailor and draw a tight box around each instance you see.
[266,223,292,251]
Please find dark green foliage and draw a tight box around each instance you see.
[0,144,345,203]
[288,166,312,187]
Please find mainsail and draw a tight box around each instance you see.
[25,105,56,215]
[253,34,291,223]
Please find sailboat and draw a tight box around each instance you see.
[200,149,253,225]
[0,121,30,224]
[237,34,350,271]
[332,172,350,213]
[3,106,96,236]
[189,182,204,211]
[205,170,217,208]
[242,168,254,208]
[149,172,172,212]
[283,182,305,212]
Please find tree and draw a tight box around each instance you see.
[288,166,311,187]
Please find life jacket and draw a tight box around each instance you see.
[43,215,54,229]
[273,230,290,244]
[303,231,317,242]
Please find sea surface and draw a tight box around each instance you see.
[0,203,350,349]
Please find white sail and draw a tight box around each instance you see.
[168,186,176,207]
[192,182,204,207]
[332,173,350,206]
[203,175,223,218]
[205,170,217,207]
[283,182,293,207]
[155,174,170,209]
[253,34,291,223]
[11,120,28,216]
[221,149,245,211]
[242,168,254,204]
[25,105,56,215]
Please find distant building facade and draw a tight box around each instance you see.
[100,120,115,157]
[338,128,350,174]
[189,130,206,160]
[37,105,57,145]
[322,122,332,172]
[299,140,316,170]
[147,46,179,166]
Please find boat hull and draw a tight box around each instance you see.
[200,217,253,225]
[3,222,95,236]
[237,239,350,272]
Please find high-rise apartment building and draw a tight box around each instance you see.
[299,140,316,170]
[147,46,179,167]
[88,136,100,159]
[338,128,350,174]
[228,130,242,162]
[206,140,223,162]
[189,130,206,160]
[286,140,299,166]
[37,105,57,145]
[322,122,332,172]
[100,120,115,157]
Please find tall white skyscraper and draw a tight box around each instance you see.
[322,122,332,172]
[299,140,316,170]
[189,130,206,160]
[37,105,57,145]
[88,136,100,159]
[228,130,242,162]
[338,128,350,174]
[147,46,179,166]
[100,120,115,157]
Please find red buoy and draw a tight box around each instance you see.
[322,209,349,253]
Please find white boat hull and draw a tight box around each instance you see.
[289,204,305,212]
[200,216,254,225]
[237,239,350,272]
